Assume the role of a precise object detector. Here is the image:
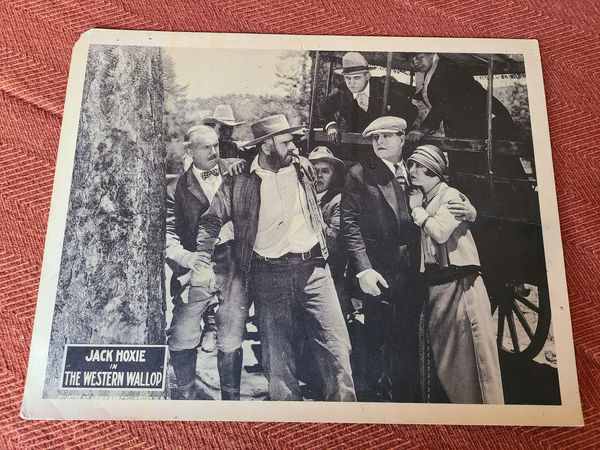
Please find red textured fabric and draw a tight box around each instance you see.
[1,0,598,447]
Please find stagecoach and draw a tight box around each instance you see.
[305,51,551,361]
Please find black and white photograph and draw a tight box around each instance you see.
[21,30,581,425]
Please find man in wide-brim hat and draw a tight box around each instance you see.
[323,52,417,161]
[192,114,356,402]
[201,104,246,159]
[308,146,349,306]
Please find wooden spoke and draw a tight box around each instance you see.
[506,309,520,353]
[511,300,535,340]
[514,293,539,313]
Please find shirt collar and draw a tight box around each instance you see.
[380,157,406,175]
[414,53,440,97]
[249,155,261,173]
[317,190,327,201]
[352,81,370,100]
[250,155,296,177]
[192,163,220,181]
[424,53,439,86]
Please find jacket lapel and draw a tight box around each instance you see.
[365,158,401,224]
[367,79,383,116]
[185,167,209,207]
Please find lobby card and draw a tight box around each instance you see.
[21,29,582,425]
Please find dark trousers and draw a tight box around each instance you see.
[250,256,356,401]
[363,272,423,402]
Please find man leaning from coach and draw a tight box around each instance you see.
[323,51,417,161]
[190,114,356,402]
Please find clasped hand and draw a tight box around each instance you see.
[327,125,341,144]
[408,187,424,210]
[181,251,216,291]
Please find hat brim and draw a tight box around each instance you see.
[334,66,376,75]
[363,128,405,137]
[201,117,245,127]
[308,156,346,173]
[242,125,304,148]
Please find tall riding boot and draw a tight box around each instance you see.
[169,348,198,400]
[217,348,243,400]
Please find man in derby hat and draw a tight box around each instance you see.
[341,116,476,401]
[202,104,246,160]
[192,114,356,401]
[165,125,245,399]
[323,52,417,161]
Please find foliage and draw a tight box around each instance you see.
[162,52,312,174]
[495,81,531,135]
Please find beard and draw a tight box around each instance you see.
[266,149,293,169]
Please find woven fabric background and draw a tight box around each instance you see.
[1,0,598,447]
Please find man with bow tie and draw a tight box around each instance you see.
[165,125,244,400]
[341,116,476,401]
[323,52,417,161]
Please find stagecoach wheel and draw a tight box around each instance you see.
[490,282,551,359]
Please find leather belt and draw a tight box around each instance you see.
[253,244,321,263]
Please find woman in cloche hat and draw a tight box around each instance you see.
[407,144,504,405]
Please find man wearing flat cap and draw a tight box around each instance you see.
[341,116,476,401]
[202,104,246,160]
[323,52,417,161]
[192,114,356,401]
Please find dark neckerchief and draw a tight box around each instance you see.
[319,188,341,207]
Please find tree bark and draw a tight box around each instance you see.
[44,45,166,398]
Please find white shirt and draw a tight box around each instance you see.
[250,156,318,258]
[352,82,370,104]
[325,81,371,130]
[192,164,234,245]
[414,53,440,109]
[381,157,409,182]
[192,164,222,202]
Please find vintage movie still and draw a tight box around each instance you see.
[21,30,582,425]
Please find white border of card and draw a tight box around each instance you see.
[21,29,582,425]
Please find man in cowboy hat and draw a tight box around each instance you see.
[202,104,246,160]
[323,52,417,161]
[192,114,356,401]
[341,116,476,402]
[165,125,245,399]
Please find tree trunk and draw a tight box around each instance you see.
[44,45,166,398]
